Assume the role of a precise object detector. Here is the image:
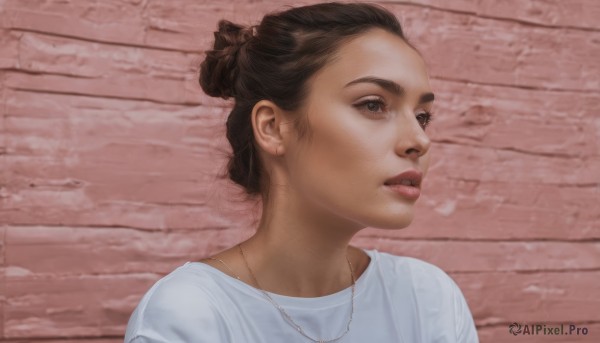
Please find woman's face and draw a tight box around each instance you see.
[285,27,434,230]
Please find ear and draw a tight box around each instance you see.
[251,99,289,157]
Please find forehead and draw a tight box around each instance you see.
[311,28,431,94]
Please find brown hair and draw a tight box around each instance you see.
[199,1,416,201]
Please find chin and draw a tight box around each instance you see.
[364,211,415,230]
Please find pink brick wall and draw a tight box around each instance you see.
[1,0,599,342]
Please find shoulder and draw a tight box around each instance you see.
[374,251,479,342]
[124,263,228,343]
[377,251,465,308]
[377,251,457,291]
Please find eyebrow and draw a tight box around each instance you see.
[344,76,435,104]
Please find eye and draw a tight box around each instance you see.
[354,98,387,116]
[416,110,435,130]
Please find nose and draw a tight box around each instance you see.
[394,112,431,160]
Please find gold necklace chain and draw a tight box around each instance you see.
[208,242,356,343]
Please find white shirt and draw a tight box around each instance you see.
[124,248,479,342]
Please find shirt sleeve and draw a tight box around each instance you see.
[124,273,229,343]
[450,277,479,343]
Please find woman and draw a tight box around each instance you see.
[124,2,479,342]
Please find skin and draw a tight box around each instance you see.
[200,27,434,298]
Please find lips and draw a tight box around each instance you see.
[384,170,422,188]
[384,169,422,201]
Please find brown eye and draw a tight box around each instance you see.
[354,98,386,115]
[416,111,435,129]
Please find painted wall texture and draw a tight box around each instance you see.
[1,0,599,342]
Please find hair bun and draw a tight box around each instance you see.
[199,20,256,99]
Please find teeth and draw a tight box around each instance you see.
[400,179,413,186]
[386,179,417,186]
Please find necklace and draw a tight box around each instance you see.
[208,242,356,343]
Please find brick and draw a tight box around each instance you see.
[4,273,157,338]
[409,179,600,240]
[17,32,200,80]
[1,1,146,47]
[351,237,600,272]
[428,79,599,158]
[0,226,5,339]
[1,0,238,52]
[1,29,211,104]
[3,2,598,91]
[387,4,600,92]
[5,225,247,276]
[0,225,5,265]
[0,90,252,230]
[382,0,600,31]
[4,70,203,105]
[451,271,600,324]
[0,30,20,69]
[432,143,599,185]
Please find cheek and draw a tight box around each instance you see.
[290,111,383,208]
[420,151,431,180]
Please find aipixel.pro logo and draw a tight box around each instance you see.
[508,322,589,336]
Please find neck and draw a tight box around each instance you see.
[240,189,366,298]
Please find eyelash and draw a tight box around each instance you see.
[354,98,435,129]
